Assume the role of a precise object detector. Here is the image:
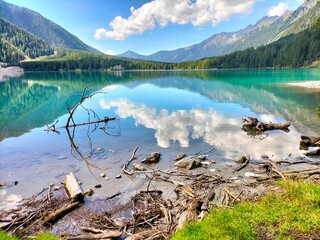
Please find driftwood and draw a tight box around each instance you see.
[242,117,291,134]
[122,147,138,175]
[300,135,320,150]
[43,202,82,224]
[304,148,320,156]
[63,172,84,202]
[65,230,122,240]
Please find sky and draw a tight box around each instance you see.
[5,0,304,55]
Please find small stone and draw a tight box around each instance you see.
[85,189,94,196]
[57,156,67,160]
[210,160,217,164]
[116,175,122,179]
[235,155,248,164]
[200,162,211,168]
[78,181,83,185]
[261,154,269,159]
[49,183,55,187]
[209,168,216,172]
[198,155,206,161]
[104,177,109,180]
[132,163,146,171]
[141,152,161,164]
[53,186,60,191]
[100,173,106,178]
[94,184,102,188]
[95,147,103,151]
[175,154,186,161]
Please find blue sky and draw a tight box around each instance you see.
[5,0,304,55]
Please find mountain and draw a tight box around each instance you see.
[176,16,320,69]
[119,0,319,63]
[0,0,99,53]
[0,17,54,63]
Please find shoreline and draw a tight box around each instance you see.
[286,80,320,89]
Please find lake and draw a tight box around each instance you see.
[1,69,320,209]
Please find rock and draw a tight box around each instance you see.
[175,154,186,161]
[85,189,94,196]
[200,162,211,168]
[94,184,102,188]
[209,169,216,172]
[132,163,146,171]
[261,154,269,159]
[95,147,103,151]
[141,152,161,164]
[244,172,263,178]
[235,155,248,164]
[174,156,202,170]
[100,173,106,178]
[116,175,122,179]
[210,160,217,164]
[198,155,206,161]
[53,186,60,191]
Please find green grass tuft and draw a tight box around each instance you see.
[0,231,60,240]
[172,180,320,240]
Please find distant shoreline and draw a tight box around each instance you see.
[0,65,24,81]
[287,80,320,89]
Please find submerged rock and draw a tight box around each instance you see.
[132,163,146,171]
[141,152,161,164]
[175,154,186,161]
[174,156,203,170]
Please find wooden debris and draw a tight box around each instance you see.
[63,172,84,202]
[122,147,138,175]
[126,229,159,240]
[300,135,320,150]
[242,117,291,134]
[304,148,320,156]
[43,202,82,224]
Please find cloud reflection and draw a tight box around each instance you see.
[100,98,302,159]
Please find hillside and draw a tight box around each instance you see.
[0,17,54,63]
[20,49,174,71]
[0,0,99,52]
[176,17,320,69]
[119,0,319,63]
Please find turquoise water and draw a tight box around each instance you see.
[0,69,320,208]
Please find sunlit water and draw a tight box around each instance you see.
[1,69,320,209]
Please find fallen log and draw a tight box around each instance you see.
[43,202,82,224]
[242,117,291,134]
[304,148,320,156]
[63,172,84,202]
[65,230,122,240]
[300,135,320,150]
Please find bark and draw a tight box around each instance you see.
[63,172,84,202]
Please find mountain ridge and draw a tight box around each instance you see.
[0,0,100,53]
[118,0,319,63]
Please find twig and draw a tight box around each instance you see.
[122,147,138,175]
[106,192,122,200]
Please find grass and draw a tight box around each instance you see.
[0,231,60,240]
[172,180,320,240]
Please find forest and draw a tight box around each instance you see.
[0,18,54,63]
[20,49,174,71]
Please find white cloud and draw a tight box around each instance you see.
[102,49,116,55]
[267,2,289,17]
[95,0,256,40]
